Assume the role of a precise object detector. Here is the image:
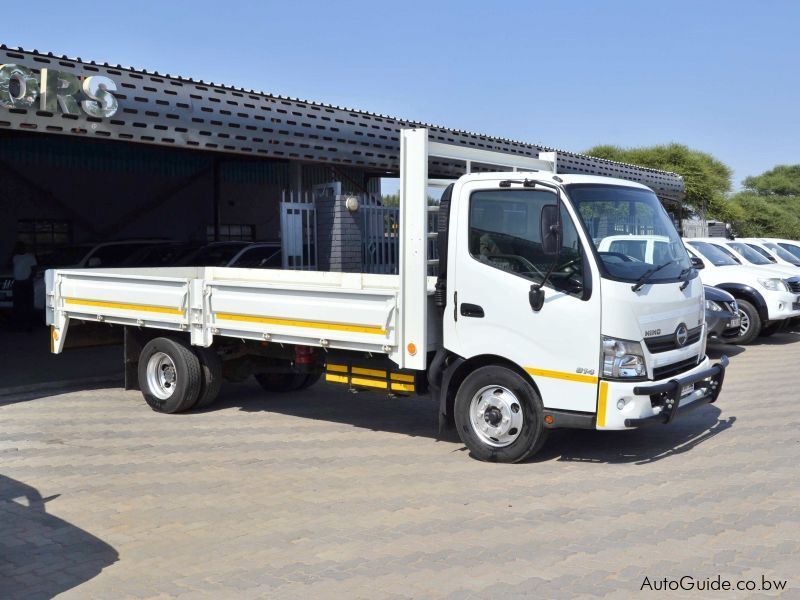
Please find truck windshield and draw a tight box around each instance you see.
[37,245,94,268]
[686,241,739,266]
[727,242,771,265]
[766,242,800,265]
[778,242,800,262]
[567,184,690,283]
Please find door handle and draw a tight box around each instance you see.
[460,303,485,318]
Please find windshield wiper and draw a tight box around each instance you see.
[631,261,673,292]
[678,266,693,291]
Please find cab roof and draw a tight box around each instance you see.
[458,171,654,191]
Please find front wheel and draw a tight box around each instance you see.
[759,321,786,337]
[729,299,761,345]
[454,365,548,463]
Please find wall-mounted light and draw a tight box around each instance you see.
[344,195,359,212]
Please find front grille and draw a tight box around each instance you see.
[653,356,700,380]
[644,325,703,353]
[787,279,800,293]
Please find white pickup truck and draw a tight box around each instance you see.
[47,129,728,463]
[684,239,800,343]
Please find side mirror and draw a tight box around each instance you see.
[540,204,561,256]
[690,256,705,270]
[87,257,102,267]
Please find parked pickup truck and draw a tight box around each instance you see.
[685,239,800,343]
[46,129,728,463]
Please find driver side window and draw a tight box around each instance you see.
[468,189,584,293]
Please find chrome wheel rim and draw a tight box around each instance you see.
[469,385,523,447]
[146,351,177,399]
[738,309,750,336]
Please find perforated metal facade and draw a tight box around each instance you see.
[0,45,684,202]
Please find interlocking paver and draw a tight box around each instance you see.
[1,337,798,598]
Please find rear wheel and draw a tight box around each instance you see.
[295,371,322,391]
[254,370,307,393]
[138,337,202,413]
[194,346,223,409]
[729,299,761,345]
[454,365,548,463]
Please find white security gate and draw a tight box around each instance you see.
[280,191,317,270]
[362,198,439,275]
[362,201,399,274]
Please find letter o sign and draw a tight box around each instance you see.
[0,64,39,108]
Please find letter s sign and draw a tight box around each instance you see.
[82,76,118,118]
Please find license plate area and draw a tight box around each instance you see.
[680,383,695,398]
[728,316,741,328]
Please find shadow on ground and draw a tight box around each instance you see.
[0,475,118,600]
[533,406,735,465]
[0,323,122,393]
[213,377,735,465]
[219,381,448,441]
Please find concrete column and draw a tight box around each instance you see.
[289,162,303,198]
[315,193,363,272]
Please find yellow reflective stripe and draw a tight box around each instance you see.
[50,325,55,353]
[352,366,387,378]
[64,297,184,315]
[390,382,415,392]
[350,376,388,389]
[390,372,415,383]
[215,312,386,335]
[597,381,609,427]
[325,373,349,384]
[326,364,348,373]
[525,367,598,385]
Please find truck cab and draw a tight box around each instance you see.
[427,144,726,461]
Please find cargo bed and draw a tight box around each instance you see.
[47,266,439,367]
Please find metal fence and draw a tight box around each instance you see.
[279,191,317,270]
[361,199,440,275]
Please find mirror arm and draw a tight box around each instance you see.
[530,192,563,312]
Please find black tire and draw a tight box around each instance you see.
[759,321,785,337]
[454,365,548,463]
[295,371,322,391]
[729,299,761,345]
[254,371,307,393]
[194,346,223,409]
[138,337,202,413]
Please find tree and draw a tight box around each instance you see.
[583,143,737,221]
[742,164,800,196]
[727,192,800,238]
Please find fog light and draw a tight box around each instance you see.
[617,399,626,410]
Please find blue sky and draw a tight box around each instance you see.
[2,0,797,189]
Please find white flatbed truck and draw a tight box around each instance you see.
[47,129,728,462]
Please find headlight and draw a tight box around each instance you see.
[705,300,723,312]
[601,336,646,379]
[758,278,788,291]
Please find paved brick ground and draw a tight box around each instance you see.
[1,336,798,599]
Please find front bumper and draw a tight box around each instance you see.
[765,291,800,321]
[706,310,739,340]
[598,355,728,429]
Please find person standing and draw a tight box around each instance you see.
[11,242,37,331]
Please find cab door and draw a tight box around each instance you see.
[446,181,601,414]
